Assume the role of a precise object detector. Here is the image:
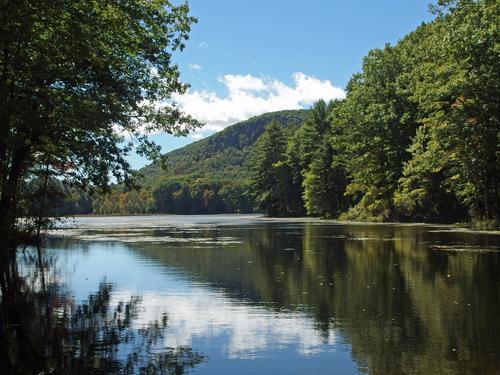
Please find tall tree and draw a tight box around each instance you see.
[337,42,420,221]
[397,0,500,221]
[299,101,346,217]
[284,131,306,215]
[293,100,333,172]
[303,140,346,217]
[0,0,198,238]
[251,121,297,216]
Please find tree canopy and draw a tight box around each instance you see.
[0,0,198,237]
[250,0,499,225]
[13,0,499,228]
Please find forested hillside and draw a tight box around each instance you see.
[57,0,498,226]
[90,110,306,214]
[140,110,306,182]
[251,0,499,225]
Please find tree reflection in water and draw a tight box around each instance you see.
[128,223,500,375]
[0,247,205,374]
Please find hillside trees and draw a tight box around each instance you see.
[93,188,153,215]
[250,0,498,224]
[300,100,349,217]
[150,177,251,214]
[0,0,198,238]
[251,121,302,216]
[87,109,308,216]
[396,0,500,221]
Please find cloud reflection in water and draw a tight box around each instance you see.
[113,286,337,360]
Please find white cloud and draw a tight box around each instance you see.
[173,72,345,140]
[190,133,204,140]
[198,41,209,48]
[188,63,203,71]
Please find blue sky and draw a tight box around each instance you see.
[129,0,436,169]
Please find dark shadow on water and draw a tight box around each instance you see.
[0,246,206,375]
[13,221,500,375]
[120,222,500,375]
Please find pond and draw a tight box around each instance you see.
[1,215,499,374]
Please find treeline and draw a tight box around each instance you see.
[92,177,253,215]
[79,112,303,216]
[20,178,92,217]
[55,0,498,224]
[252,0,499,224]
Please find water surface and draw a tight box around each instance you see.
[1,215,499,374]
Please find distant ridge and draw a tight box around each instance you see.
[140,109,307,183]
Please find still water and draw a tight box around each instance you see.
[1,215,499,374]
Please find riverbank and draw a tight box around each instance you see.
[48,214,500,236]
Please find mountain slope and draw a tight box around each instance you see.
[141,109,307,183]
[90,109,308,215]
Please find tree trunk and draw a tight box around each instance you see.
[0,146,29,241]
[36,157,51,239]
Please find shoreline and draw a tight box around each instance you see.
[51,214,500,235]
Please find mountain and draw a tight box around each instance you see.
[88,109,308,215]
[140,109,307,183]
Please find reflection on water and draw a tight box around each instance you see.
[0,249,205,374]
[2,216,500,374]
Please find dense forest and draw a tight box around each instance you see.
[90,110,306,215]
[57,0,498,226]
[251,0,499,224]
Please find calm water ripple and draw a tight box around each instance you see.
[1,215,499,374]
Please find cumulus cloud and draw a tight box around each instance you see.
[198,41,209,48]
[188,63,203,71]
[173,72,345,139]
[190,133,205,140]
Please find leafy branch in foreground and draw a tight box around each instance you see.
[0,0,200,238]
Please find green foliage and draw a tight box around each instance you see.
[251,121,297,216]
[154,177,226,214]
[92,176,253,215]
[336,42,420,221]
[0,0,198,237]
[397,0,500,221]
[303,140,349,218]
[76,111,306,216]
[218,180,254,213]
[300,100,350,217]
[37,0,500,224]
[141,110,306,182]
[250,0,498,223]
[138,110,305,215]
[93,188,153,215]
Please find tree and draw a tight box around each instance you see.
[284,131,306,215]
[297,100,332,170]
[251,121,297,216]
[0,0,198,238]
[299,100,349,217]
[336,40,421,221]
[394,125,467,221]
[398,0,500,222]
